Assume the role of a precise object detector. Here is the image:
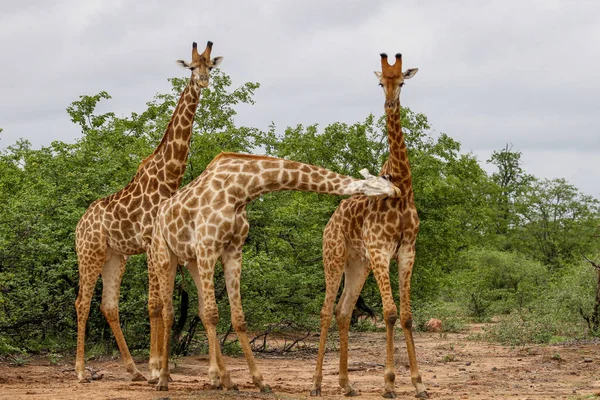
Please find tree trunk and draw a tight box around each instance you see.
[593,268,600,333]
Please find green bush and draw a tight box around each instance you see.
[548,262,599,334]
[1,67,598,357]
[450,249,549,321]
[483,313,557,347]
[412,301,467,333]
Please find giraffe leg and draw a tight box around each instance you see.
[195,248,231,390]
[335,256,370,397]
[398,243,428,398]
[75,254,103,383]
[154,245,178,391]
[369,247,400,398]
[311,250,345,396]
[100,251,145,382]
[187,261,236,390]
[147,251,163,384]
[221,247,271,392]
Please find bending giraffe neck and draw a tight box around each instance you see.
[137,80,201,188]
[207,153,385,202]
[381,100,413,192]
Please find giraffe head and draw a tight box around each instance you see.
[177,41,223,88]
[353,169,402,198]
[374,53,418,108]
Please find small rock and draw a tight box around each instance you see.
[425,318,443,332]
[583,358,593,363]
[458,368,466,371]
[492,367,498,371]
[465,361,472,366]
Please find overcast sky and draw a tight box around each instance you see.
[1,0,598,197]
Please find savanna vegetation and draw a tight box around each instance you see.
[0,71,599,360]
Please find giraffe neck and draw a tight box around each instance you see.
[140,81,201,189]
[207,153,368,202]
[380,100,413,191]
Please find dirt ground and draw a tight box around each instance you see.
[1,324,600,400]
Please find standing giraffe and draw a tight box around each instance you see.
[149,152,402,392]
[311,53,428,398]
[74,41,222,383]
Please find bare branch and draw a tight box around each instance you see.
[582,253,600,269]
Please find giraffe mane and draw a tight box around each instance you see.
[135,127,170,173]
[206,152,283,169]
[134,84,189,175]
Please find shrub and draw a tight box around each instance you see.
[449,249,549,321]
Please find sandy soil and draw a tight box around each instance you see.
[1,325,600,400]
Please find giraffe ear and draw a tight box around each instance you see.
[177,59,192,69]
[403,68,418,79]
[211,56,223,67]
[373,71,382,85]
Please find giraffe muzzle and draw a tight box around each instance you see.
[385,99,400,109]
[357,169,402,198]
[196,74,210,87]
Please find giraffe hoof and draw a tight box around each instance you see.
[210,384,223,390]
[147,377,159,385]
[383,390,397,398]
[155,384,169,391]
[310,388,322,396]
[415,391,429,399]
[78,377,91,384]
[345,389,360,397]
[131,373,147,382]
[260,384,272,393]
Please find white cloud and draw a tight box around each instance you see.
[0,0,598,196]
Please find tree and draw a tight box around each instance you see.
[513,178,600,269]
[581,251,600,333]
[487,144,533,239]
[0,70,261,353]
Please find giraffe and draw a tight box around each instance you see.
[74,41,222,383]
[148,152,402,392]
[310,53,428,398]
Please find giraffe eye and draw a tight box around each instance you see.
[378,83,383,87]
[399,83,405,87]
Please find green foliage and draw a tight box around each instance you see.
[351,319,384,332]
[0,68,598,356]
[48,352,62,365]
[450,249,549,320]
[486,144,533,239]
[512,178,600,269]
[0,336,22,356]
[483,313,557,347]
[541,261,600,335]
[0,70,260,353]
[8,354,29,366]
[412,301,467,333]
